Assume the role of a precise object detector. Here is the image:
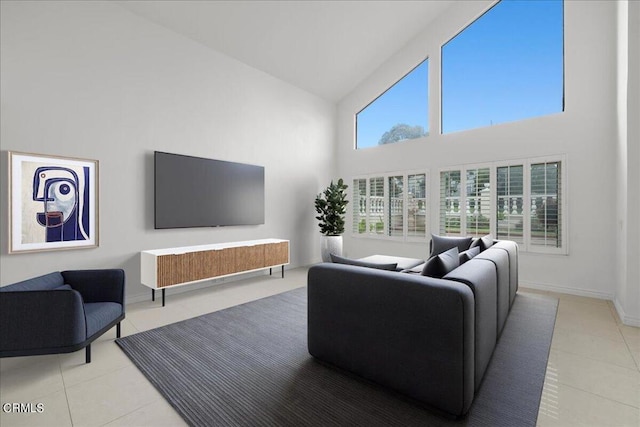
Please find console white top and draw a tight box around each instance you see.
[141,238,288,256]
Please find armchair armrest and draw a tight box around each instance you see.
[0,290,86,355]
[61,269,125,305]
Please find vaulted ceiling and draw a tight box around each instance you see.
[115,1,455,102]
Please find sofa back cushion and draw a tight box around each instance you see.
[470,234,494,252]
[430,234,473,258]
[422,247,460,278]
[0,272,64,292]
[459,246,481,265]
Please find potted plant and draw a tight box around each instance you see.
[315,178,349,262]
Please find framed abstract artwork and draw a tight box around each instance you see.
[8,152,99,253]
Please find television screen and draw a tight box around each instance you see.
[154,151,265,229]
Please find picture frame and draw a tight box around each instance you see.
[8,151,99,253]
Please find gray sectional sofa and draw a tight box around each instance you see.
[307,237,518,418]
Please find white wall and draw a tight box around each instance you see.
[0,1,336,301]
[337,2,623,301]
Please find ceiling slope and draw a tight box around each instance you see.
[115,0,454,102]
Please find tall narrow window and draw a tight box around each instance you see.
[407,174,427,238]
[496,165,524,244]
[356,59,429,149]
[368,177,385,235]
[352,178,367,234]
[442,0,564,134]
[466,168,491,237]
[530,161,561,248]
[388,176,404,237]
[440,170,462,235]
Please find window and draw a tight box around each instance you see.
[441,0,564,134]
[438,157,566,254]
[465,167,491,237]
[388,176,404,237]
[439,167,491,238]
[356,59,429,149]
[496,165,524,244]
[407,174,427,238]
[353,172,428,240]
[439,170,462,235]
[530,161,562,249]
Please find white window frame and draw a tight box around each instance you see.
[351,170,429,242]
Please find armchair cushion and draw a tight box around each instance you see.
[84,302,123,337]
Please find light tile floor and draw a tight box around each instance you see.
[1,267,638,426]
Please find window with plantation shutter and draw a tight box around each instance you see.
[407,174,427,238]
[496,165,524,244]
[352,171,428,241]
[440,170,462,235]
[368,177,385,235]
[388,176,403,237]
[530,161,561,249]
[465,168,491,237]
[437,156,566,254]
[352,178,367,234]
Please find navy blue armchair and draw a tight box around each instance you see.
[0,269,125,363]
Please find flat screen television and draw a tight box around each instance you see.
[154,151,265,229]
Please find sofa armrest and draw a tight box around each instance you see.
[308,263,475,417]
[61,269,125,305]
[444,259,497,389]
[0,290,86,354]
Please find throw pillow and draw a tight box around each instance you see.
[429,234,473,258]
[470,234,494,252]
[422,247,460,278]
[53,284,73,291]
[459,246,481,264]
[330,253,398,271]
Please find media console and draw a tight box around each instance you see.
[140,239,290,306]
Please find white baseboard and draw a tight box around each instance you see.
[613,298,640,327]
[519,280,613,301]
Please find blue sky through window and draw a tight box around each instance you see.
[442,0,564,134]
[356,59,428,149]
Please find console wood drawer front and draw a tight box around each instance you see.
[264,242,289,267]
[235,245,265,272]
[157,250,223,287]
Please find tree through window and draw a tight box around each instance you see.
[356,59,428,149]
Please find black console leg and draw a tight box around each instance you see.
[270,268,272,276]
[86,345,91,364]
[152,289,155,301]
[162,289,166,307]
[116,322,121,338]
[282,265,285,278]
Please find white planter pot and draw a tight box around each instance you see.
[320,235,343,262]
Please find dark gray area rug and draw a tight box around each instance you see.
[116,287,557,427]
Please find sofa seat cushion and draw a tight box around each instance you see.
[84,302,123,338]
[356,255,424,271]
[331,254,398,271]
[0,272,64,292]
